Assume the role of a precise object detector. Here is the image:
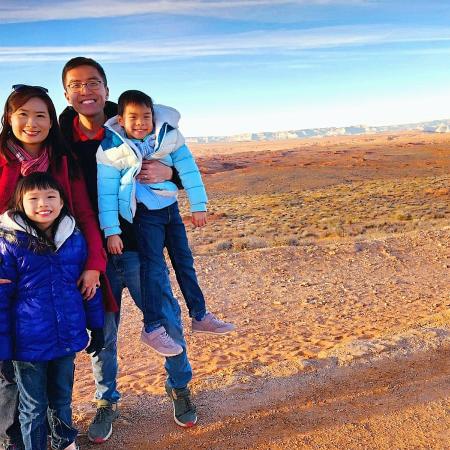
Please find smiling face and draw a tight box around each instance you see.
[118,103,154,140]
[63,64,109,119]
[22,187,64,232]
[8,97,52,155]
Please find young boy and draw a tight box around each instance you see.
[97,90,235,356]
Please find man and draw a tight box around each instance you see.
[59,57,197,443]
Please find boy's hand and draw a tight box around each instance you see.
[107,235,123,255]
[192,211,207,228]
[138,160,173,183]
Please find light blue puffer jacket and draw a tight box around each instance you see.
[96,105,208,238]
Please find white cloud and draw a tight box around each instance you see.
[0,0,372,23]
[1,25,450,64]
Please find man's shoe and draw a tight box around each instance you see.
[87,401,119,444]
[140,326,183,357]
[192,312,235,335]
[165,382,197,427]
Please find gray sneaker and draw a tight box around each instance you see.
[165,382,197,427]
[87,402,119,444]
[192,312,235,334]
[140,326,183,357]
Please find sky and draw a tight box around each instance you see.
[2,0,450,136]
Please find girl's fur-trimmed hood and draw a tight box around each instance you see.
[0,211,76,251]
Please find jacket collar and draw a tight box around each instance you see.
[59,101,118,141]
[104,104,180,137]
[0,211,76,251]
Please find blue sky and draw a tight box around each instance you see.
[2,0,450,136]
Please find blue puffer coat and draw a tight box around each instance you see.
[0,212,104,362]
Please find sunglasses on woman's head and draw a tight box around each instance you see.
[12,84,48,93]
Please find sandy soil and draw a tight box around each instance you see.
[71,133,449,449]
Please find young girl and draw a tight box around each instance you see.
[0,172,105,450]
[0,85,116,449]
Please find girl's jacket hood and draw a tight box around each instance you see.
[0,211,75,251]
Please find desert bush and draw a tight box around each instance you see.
[216,240,233,251]
[233,237,268,250]
[282,236,300,246]
[395,211,412,221]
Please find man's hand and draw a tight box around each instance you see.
[85,328,105,358]
[192,211,207,228]
[107,235,123,255]
[77,270,100,300]
[137,160,173,183]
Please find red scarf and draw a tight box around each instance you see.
[6,138,50,176]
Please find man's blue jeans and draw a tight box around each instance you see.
[134,202,206,328]
[90,251,192,404]
[13,355,77,450]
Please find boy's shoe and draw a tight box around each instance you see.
[140,326,183,357]
[87,401,119,444]
[165,382,197,427]
[192,312,235,335]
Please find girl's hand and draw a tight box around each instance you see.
[0,279,11,284]
[0,360,15,383]
[107,235,123,255]
[77,270,100,300]
[137,160,173,183]
[192,211,207,228]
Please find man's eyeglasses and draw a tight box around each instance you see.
[66,80,104,93]
[12,84,48,93]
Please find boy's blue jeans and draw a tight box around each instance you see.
[90,250,193,404]
[13,355,77,450]
[134,202,206,328]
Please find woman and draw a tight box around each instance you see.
[0,84,116,449]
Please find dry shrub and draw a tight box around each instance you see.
[395,211,412,221]
[216,240,233,251]
[234,237,268,250]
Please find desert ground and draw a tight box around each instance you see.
[73,132,449,449]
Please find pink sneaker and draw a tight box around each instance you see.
[140,326,183,356]
[192,312,235,335]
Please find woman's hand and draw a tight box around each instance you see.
[137,160,173,183]
[77,269,100,300]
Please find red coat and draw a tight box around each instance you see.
[0,154,118,312]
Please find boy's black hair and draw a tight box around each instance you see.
[10,172,71,251]
[62,56,108,87]
[118,90,154,117]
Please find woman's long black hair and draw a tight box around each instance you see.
[0,86,80,177]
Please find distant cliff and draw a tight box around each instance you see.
[186,119,450,143]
